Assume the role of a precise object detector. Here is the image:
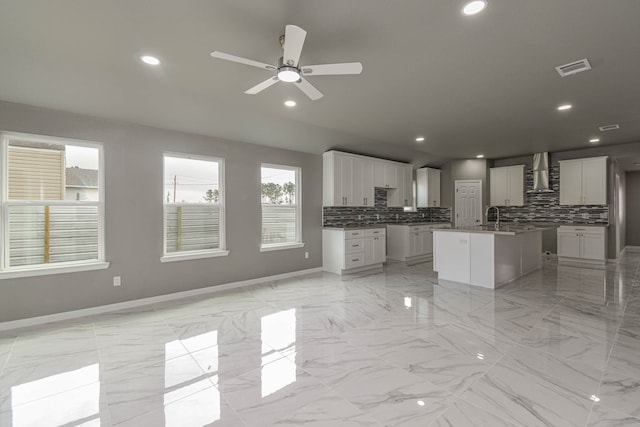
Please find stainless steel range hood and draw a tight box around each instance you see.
[528,152,553,192]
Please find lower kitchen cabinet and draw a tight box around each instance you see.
[557,225,607,265]
[386,223,450,265]
[322,227,386,275]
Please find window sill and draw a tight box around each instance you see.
[0,261,110,280]
[161,250,230,263]
[260,242,305,252]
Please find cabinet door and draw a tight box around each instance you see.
[332,153,353,206]
[507,166,524,206]
[374,160,386,187]
[402,166,413,207]
[408,232,423,257]
[351,156,365,207]
[421,231,433,255]
[557,232,581,258]
[375,236,386,263]
[416,168,428,208]
[490,167,509,206]
[428,169,441,207]
[559,161,583,205]
[362,158,375,206]
[364,236,386,265]
[580,233,605,260]
[385,163,399,189]
[582,158,607,205]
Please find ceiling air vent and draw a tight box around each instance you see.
[555,59,591,77]
[599,124,620,132]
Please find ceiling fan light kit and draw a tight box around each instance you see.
[210,24,363,101]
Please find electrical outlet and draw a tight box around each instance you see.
[304,251,309,259]
[113,276,121,287]
[581,213,589,219]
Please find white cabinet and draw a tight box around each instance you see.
[352,156,375,207]
[490,165,524,206]
[374,161,399,189]
[386,223,449,265]
[322,228,386,274]
[323,151,375,206]
[557,226,606,265]
[388,165,413,207]
[559,157,607,205]
[324,151,411,207]
[364,229,387,265]
[416,167,441,207]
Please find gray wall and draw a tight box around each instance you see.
[440,159,488,216]
[0,101,323,323]
[626,171,640,246]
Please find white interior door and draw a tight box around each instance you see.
[455,180,482,227]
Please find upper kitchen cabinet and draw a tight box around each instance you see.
[416,167,441,207]
[559,156,607,205]
[388,164,413,207]
[324,151,413,207]
[323,151,375,206]
[489,165,524,206]
[374,160,399,189]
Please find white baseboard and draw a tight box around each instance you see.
[623,246,640,253]
[0,267,323,332]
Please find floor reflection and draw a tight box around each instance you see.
[11,364,100,427]
[261,309,296,397]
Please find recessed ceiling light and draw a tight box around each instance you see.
[415,136,425,142]
[589,138,600,143]
[557,104,572,111]
[284,100,297,107]
[462,0,487,15]
[477,154,484,158]
[141,55,160,66]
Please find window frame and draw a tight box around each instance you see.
[161,152,228,263]
[0,131,108,279]
[259,163,304,252]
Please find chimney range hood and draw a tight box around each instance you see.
[528,152,553,192]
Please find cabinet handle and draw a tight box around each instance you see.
[353,244,359,247]
[353,258,359,262]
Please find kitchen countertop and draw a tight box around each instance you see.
[432,224,550,236]
[323,222,451,230]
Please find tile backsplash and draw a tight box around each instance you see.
[323,188,451,227]
[488,165,609,224]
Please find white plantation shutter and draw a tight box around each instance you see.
[8,146,65,200]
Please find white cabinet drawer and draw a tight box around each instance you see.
[365,228,386,237]
[558,226,605,235]
[408,226,422,233]
[345,238,365,254]
[344,253,365,269]
[345,230,366,239]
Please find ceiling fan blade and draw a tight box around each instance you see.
[283,25,307,67]
[245,76,280,95]
[301,62,363,76]
[210,51,277,71]
[294,78,323,100]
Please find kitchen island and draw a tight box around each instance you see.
[432,224,546,289]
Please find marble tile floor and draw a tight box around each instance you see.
[1,254,640,426]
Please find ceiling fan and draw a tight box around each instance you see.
[210,25,363,101]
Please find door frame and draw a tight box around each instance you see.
[454,180,483,227]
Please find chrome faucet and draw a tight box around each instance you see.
[485,205,500,228]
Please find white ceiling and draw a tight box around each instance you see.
[1,0,640,167]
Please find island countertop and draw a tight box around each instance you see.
[431,224,549,236]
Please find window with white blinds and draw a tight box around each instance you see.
[0,133,105,272]
[260,164,301,249]
[162,153,227,261]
